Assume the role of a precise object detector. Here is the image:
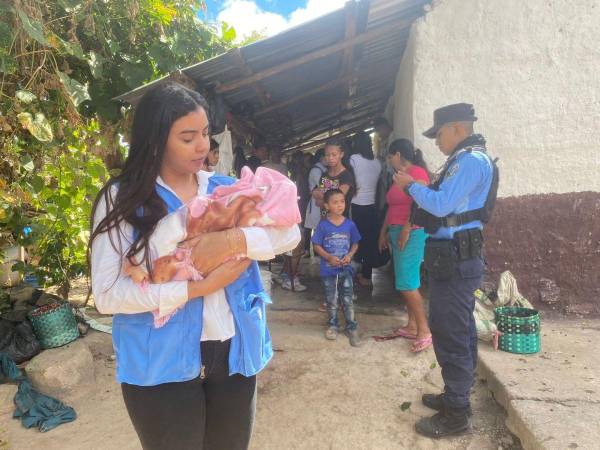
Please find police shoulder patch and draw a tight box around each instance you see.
[445,163,459,179]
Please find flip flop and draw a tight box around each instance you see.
[372,328,417,342]
[393,328,417,340]
[411,336,433,353]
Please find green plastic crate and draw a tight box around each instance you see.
[29,302,79,349]
[494,306,541,354]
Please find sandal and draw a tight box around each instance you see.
[392,328,417,340]
[411,336,433,353]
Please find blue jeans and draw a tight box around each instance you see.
[322,271,357,331]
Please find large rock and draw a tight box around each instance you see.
[24,339,95,400]
[0,383,18,415]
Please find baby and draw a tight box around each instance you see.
[124,166,301,285]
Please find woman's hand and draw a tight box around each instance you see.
[188,258,251,298]
[397,226,410,251]
[190,229,246,275]
[378,232,390,253]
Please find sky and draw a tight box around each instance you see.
[202,0,347,41]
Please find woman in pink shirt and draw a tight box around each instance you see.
[378,139,431,352]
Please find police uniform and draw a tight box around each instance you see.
[405,103,497,438]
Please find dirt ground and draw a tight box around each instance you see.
[0,307,521,450]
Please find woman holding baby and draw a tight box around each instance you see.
[89,83,300,450]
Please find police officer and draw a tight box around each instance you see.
[393,103,497,438]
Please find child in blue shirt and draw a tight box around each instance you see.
[312,189,362,346]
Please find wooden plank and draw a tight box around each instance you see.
[340,1,358,76]
[230,48,271,106]
[215,20,407,94]
[255,77,351,117]
[283,122,371,153]
[284,105,382,149]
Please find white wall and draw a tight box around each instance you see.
[390,0,600,197]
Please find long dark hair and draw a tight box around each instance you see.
[388,138,428,172]
[352,131,374,160]
[89,82,209,276]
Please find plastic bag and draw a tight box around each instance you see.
[0,319,41,364]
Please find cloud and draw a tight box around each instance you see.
[217,1,288,39]
[288,0,346,27]
[217,0,347,42]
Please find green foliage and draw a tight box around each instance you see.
[0,0,242,296]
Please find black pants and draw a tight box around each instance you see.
[351,203,380,279]
[122,340,256,450]
[428,257,483,409]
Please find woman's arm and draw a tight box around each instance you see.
[91,190,189,317]
[378,209,390,252]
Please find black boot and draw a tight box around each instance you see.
[415,406,471,439]
[422,393,444,411]
[422,393,473,416]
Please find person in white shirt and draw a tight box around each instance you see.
[89,83,299,450]
[349,132,382,287]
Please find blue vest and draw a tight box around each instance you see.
[112,174,273,386]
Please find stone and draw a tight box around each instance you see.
[538,278,560,304]
[24,339,95,400]
[0,383,18,415]
[8,285,40,304]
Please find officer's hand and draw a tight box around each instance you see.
[393,171,414,190]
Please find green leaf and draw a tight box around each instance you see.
[121,61,154,89]
[87,51,105,79]
[400,402,412,412]
[57,35,85,60]
[221,22,237,43]
[57,71,91,107]
[17,112,53,142]
[0,21,12,47]
[0,51,16,75]
[31,175,44,193]
[16,90,37,104]
[430,362,437,370]
[16,7,49,46]
[57,0,83,12]
[21,156,34,172]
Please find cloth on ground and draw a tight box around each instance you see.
[474,271,533,345]
[0,353,76,432]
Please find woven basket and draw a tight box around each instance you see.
[495,306,541,354]
[28,302,79,349]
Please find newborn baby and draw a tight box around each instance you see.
[124,166,301,285]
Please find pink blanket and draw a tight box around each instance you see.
[129,166,301,327]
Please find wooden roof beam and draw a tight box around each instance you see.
[215,20,408,94]
[230,48,271,106]
[254,77,351,117]
[284,122,371,154]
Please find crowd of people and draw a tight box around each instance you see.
[89,80,496,448]
[232,122,436,352]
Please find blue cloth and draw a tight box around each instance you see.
[311,218,361,277]
[408,148,494,239]
[322,270,356,331]
[388,225,427,291]
[0,353,76,432]
[428,257,483,409]
[113,173,273,386]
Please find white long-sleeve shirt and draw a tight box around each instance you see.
[91,170,300,341]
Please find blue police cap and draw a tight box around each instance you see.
[423,103,478,139]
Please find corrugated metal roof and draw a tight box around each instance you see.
[116,0,428,151]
